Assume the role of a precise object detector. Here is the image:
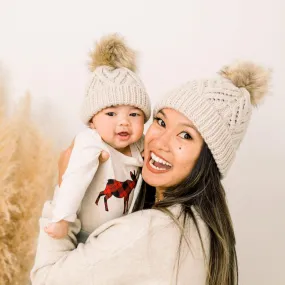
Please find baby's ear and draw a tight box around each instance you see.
[89,121,95,129]
[89,116,96,129]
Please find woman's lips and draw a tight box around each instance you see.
[146,154,172,174]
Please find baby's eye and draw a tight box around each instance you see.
[154,117,166,127]
[106,112,116,116]
[130,113,141,117]
[178,132,192,140]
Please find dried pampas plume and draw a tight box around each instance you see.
[0,90,57,285]
[89,33,136,72]
[219,61,271,106]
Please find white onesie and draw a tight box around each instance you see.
[52,128,144,239]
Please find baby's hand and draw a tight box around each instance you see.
[44,220,69,239]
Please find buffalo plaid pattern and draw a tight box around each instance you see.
[95,171,137,214]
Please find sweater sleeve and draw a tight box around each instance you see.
[31,200,148,285]
[52,129,105,222]
[31,202,209,285]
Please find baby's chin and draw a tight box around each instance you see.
[116,136,140,146]
[101,134,142,152]
[107,140,132,152]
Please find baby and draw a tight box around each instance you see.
[45,34,151,242]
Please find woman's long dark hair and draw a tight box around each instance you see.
[133,143,238,285]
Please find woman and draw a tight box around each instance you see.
[31,61,270,285]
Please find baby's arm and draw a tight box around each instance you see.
[46,129,105,238]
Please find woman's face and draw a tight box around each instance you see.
[142,108,204,191]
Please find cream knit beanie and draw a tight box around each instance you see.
[81,34,151,124]
[154,61,270,177]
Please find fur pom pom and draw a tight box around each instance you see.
[219,61,271,106]
[89,34,136,72]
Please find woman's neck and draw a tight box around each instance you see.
[155,187,165,202]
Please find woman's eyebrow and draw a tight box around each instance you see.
[181,122,198,131]
[158,110,166,117]
[158,110,197,131]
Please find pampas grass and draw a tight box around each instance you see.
[0,90,57,284]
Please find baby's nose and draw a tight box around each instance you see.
[119,118,130,126]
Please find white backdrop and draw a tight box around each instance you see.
[0,1,284,284]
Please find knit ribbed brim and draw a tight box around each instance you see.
[81,85,151,123]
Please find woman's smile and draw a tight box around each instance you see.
[147,151,172,172]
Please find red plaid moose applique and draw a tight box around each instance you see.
[95,171,137,214]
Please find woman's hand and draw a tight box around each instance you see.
[58,139,110,186]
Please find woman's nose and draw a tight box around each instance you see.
[154,131,171,152]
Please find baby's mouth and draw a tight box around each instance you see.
[117,132,130,140]
[118,132,129,136]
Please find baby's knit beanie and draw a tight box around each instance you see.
[81,34,151,124]
[154,61,271,177]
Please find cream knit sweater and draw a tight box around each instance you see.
[31,197,209,285]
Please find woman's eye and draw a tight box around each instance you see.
[106,112,116,116]
[130,113,140,117]
[154,117,166,127]
[178,132,192,140]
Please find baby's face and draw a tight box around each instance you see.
[90,105,144,154]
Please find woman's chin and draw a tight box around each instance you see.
[142,167,167,188]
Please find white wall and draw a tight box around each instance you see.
[0,1,284,284]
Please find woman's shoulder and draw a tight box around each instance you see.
[85,205,210,264]
[86,207,175,243]
[89,207,169,235]
[88,204,208,243]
